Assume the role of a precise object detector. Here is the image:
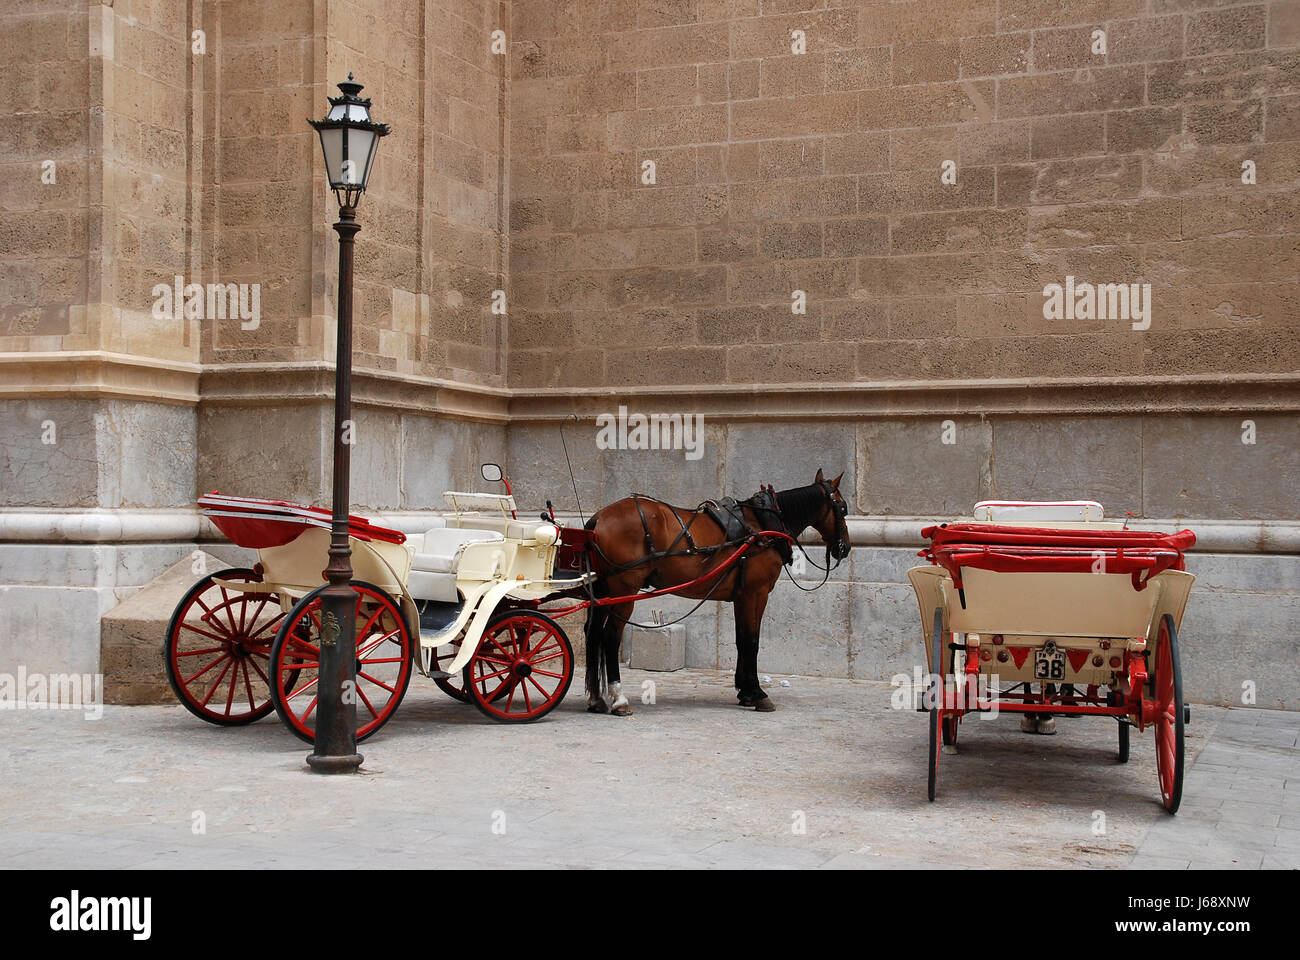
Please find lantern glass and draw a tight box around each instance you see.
[318,126,345,186]
[310,75,390,209]
[347,128,379,187]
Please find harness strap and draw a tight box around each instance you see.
[631,493,654,552]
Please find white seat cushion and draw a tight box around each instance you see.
[453,516,541,540]
[412,527,503,573]
[972,500,1105,523]
[408,528,504,602]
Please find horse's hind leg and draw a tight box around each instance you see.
[605,603,634,716]
[585,606,610,714]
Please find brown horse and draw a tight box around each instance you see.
[582,470,851,715]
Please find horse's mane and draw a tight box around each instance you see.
[771,482,826,531]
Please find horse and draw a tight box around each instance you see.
[581,469,851,715]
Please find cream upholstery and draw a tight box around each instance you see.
[408,527,503,602]
[972,500,1105,523]
[453,516,543,540]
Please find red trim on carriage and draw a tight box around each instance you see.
[918,522,1194,592]
[198,493,406,549]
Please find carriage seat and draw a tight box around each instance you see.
[407,527,504,602]
[972,500,1105,524]
[451,515,543,540]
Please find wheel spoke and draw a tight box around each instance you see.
[184,653,228,686]
[199,657,235,707]
[223,657,239,716]
[355,683,380,720]
[246,655,271,686]
[217,585,239,634]
[285,674,319,703]
[239,661,257,709]
[357,671,396,694]
[526,675,552,700]
[299,693,319,722]
[476,664,514,684]
[180,622,230,645]
[174,645,226,658]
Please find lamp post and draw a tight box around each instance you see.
[306,74,390,773]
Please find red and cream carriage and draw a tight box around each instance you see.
[163,466,595,741]
[908,500,1196,812]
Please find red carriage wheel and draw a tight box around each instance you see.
[1152,614,1185,813]
[462,610,573,723]
[269,581,413,745]
[927,607,944,801]
[431,638,469,702]
[163,568,284,725]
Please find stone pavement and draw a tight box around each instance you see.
[1,669,1294,869]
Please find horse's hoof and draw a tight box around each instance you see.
[1020,715,1055,735]
[587,700,609,715]
[610,704,634,717]
[752,699,776,713]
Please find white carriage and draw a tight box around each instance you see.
[164,466,594,740]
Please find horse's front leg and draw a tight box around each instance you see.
[604,602,634,716]
[733,589,773,712]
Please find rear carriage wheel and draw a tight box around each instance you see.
[269,581,413,745]
[1153,614,1185,814]
[431,638,470,702]
[927,607,944,801]
[462,610,574,723]
[163,569,284,725]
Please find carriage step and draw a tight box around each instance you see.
[427,669,453,680]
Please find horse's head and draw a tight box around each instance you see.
[811,468,851,561]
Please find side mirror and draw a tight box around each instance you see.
[481,462,503,483]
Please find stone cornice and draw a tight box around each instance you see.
[0,352,202,405]
[506,373,1300,421]
[4,354,1297,421]
[198,362,512,423]
[2,508,1296,554]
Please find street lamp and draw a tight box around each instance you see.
[306,74,390,774]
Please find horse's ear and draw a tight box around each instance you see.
[832,472,843,490]
[815,468,825,483]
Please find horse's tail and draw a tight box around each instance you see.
[583,512,607,699]
[584,602,606,700]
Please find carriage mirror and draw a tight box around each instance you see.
[481,463,503,483]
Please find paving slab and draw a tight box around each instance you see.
[0,668,1293,869]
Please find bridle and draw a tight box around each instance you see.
[817,478,851,562]
[782,480,850,593]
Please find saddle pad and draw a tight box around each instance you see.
[704,497,750,543]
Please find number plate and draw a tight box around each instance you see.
[1034,645,1066,681]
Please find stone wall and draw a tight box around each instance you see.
[1,0,1297,707]
[507,0,1300,389]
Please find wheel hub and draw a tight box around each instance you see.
[512,660,533,679]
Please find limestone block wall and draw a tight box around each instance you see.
[0,0,515,683]
[1,0,1297,709]
[506,0,1300,389]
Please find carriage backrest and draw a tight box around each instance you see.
[972,500,1106,524]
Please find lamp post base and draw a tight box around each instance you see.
[306,752,364,774]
